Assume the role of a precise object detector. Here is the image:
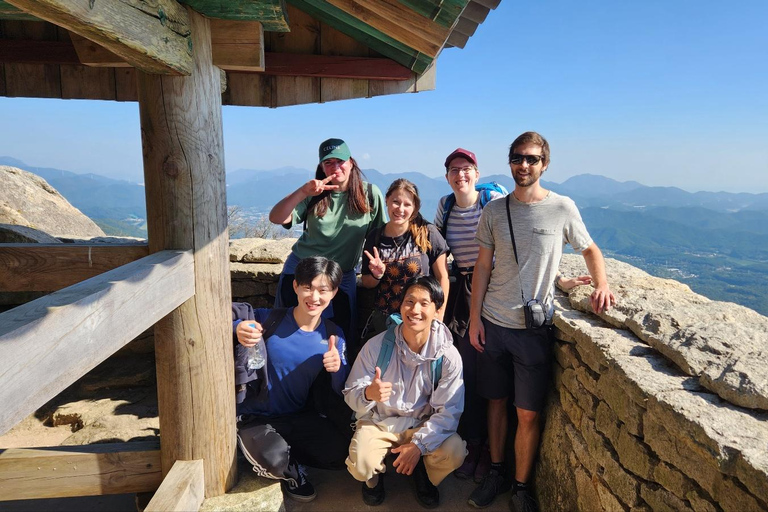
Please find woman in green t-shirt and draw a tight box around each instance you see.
[269,138,386,353]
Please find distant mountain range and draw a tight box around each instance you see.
[4,156,768,315]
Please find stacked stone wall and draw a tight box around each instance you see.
[537,255,768,512]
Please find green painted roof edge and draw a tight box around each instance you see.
[286,0,433,74]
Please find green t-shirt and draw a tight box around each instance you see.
[286,183,387,272]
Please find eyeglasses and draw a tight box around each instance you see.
[509,154,544,165]
[448,166,476,175]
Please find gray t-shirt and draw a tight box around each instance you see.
[475,192,593,329]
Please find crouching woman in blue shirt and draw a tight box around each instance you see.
[233,256,351,503]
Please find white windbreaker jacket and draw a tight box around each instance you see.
[343,321,464,454]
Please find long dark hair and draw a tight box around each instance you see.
[311,157,371,218]
[386,178,431,254]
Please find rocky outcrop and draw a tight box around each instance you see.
[537,254,768,512]
[229,237,296,308]
[560,255,768,411]
[0,165,104,238]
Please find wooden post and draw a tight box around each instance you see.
[136,8,236,498]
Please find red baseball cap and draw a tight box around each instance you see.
[444,148,477,169]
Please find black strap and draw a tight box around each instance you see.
[505,196,527,303]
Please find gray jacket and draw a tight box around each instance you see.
[343,321,464,454]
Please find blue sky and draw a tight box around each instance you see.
[1,0,767,192]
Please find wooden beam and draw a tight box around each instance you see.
[4,0,192,75]
[324,0,450,57]
[179,0,289,32]
[210,19,264,72]
[0,0,38,20]
[265,52,411,80]
[145,460,204,512]
[0,442,162,501]
[0,250,194,437]
[286,0,433,74]
[0,38,409,80]
[0,243,149,292]
[137,8,236,498]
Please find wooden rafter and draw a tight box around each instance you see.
[324,0,450,57]
[0,442,162,501]
[179,0,290,32]
[4,0,193,75]
[210,19,264,72]
[0,38,412,80]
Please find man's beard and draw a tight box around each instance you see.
[512,169,541,187]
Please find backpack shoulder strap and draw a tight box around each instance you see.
[376,326,397,377]
[323,318,339,338]
[431,356,444,389]
[261,308,289,341]
[440,194,456,238]
[479,188,493,208]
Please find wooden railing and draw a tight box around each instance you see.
[0,248,198,506]
[0,249,193,436]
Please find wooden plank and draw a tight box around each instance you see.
[271,5,319,106]
[265,52,410,80]
[145,460,204,512]
[222,72,271,106]
[61,64,117,99]
[4,0,192,75]
[324,0,448,57]
[0,249,194,437]
[210,19,264,72]
[1,18,61,97]
[0,243,149,292]
[0,0,38,20]
[115,66,138,101]
[0,442,162,500]
[286,0,433,74]
[0,38,410,80]
[319,20,368,101]
[179,0,289,32]
[0,39,79,64]
[137,9,236,497]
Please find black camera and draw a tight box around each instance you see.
[523,299,547,329]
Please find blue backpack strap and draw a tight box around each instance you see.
[260,308,288,341]
[440,194,456,238]
[376,326,396,377]
[430,356,444,390]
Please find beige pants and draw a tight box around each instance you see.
[346,420,467,486]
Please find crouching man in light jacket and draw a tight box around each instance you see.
[343,275,467,509]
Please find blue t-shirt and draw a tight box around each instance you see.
[238,307,349,417]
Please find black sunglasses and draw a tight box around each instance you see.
[509,154,544,165]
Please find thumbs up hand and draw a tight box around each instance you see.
[365,366,393,402]
[323,335,341,373]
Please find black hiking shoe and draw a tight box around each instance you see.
[362,474,385,506]
[468,468,511,508]
[281,462,316,502]
[413,458,439,509]
[509,489,539,512]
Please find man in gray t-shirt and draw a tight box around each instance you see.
[467,132,616,512]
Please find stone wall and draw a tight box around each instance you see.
[228,237,296,308]
[537,254,768,512]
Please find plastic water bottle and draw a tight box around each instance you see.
[246,324,266,370]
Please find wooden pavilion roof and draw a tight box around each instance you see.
[0,0,500,106]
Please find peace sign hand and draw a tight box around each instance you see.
[363,246,386,280]
[301,175,340,197]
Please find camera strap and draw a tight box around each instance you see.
[505,195,527,303]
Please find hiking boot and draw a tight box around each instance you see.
[468,468,511,508]
[413,458,439,509]
[473,444,491,483]
[509,489,539,512]
[281,462,316,502]
[454,442,480,480]
[362,474,385,506]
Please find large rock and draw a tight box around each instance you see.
[0,223,61,243]
[559,254,768,411]
[0,165,104,238]
[229,237,296,263]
